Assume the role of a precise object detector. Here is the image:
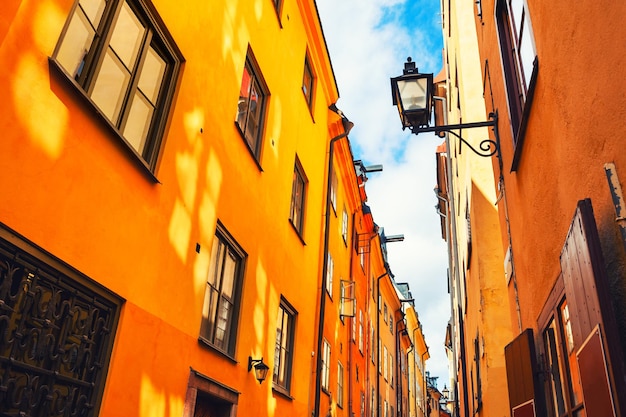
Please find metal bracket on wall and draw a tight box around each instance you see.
[604,162,626,248]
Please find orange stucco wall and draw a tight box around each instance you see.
[0,0,344,415]
[474,0,626,340]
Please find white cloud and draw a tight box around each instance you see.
[317,0,450,387]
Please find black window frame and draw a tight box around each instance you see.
[235,51,269,164]
[302,54,315,110]
[289,158,307,236]
[51,0,183,176]
[199,222,246,358]
[273,297,296,395]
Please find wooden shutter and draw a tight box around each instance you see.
[560,199,626,416]
[504,329,541,417]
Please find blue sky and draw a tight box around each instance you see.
[317,0,450,389]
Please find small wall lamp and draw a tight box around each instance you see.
[391,57,500,158]
[248,356,270,384]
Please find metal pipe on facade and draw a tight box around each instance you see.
[376,271,389,417]
[313,104,354,417]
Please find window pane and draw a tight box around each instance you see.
[109,2,145,70]
[274,312,283,381]
[208,238,223,287]
[221,251,237,299]
[56,10,97,78]
[80,0,105,24]
[237,66,252,128]
[510,0,524,35]
[244,80,262,150]
[518,23,535,91]
[123,92,153,153]
[290,167,305,232]
[214,298,232,349]
[200,286,219,340]
[544,321,566,416]
[303,59,313,105]
[90,49,130,122]
[138,46,166,103]
[561,301,584,407]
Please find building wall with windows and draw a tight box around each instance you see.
[0,0,358,416]
[435,0,514,416]
[441,0,626,416]
[372,237,404,417]
[405,306,429,417]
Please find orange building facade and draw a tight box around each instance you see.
[436,0,626,416]
[0,0,429,416]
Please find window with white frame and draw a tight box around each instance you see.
[322,339,331,391]
[340,280,355,317]
[326,253,333,297]
[359,309,364,352]
[341,207,349,244]
[53,0,182,172]
[337,362,344,408]
[383,345,388,381]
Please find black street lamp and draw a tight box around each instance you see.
[390,57,500,158]
[248,356,270,384]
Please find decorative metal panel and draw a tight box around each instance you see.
[0,235,121,417]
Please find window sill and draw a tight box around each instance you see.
[288,220,306,245]
[48,57,160,183]
[302,90,315,122]
[234,122,264,172]
[272,384,293,400]
[197,337,237,363]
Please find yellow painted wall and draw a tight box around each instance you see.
[440,0,513,415]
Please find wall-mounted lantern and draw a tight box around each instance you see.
[247,356,270,384]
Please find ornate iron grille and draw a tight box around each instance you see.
[0,236,121,417]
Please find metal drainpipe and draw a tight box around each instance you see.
[406,344,414,417]
[420,350,429,417]
[376,271,389,417]
[395,315,406,417]
[313,105,353,417]
[411,327,419,417]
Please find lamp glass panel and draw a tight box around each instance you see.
[397,78,428,111]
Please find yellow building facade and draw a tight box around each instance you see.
[405,305,429,417]
[434,0,513,415]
